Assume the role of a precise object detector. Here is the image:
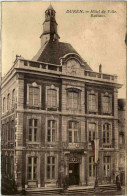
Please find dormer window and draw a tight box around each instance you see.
[27,82,41,108]
[46,85,59,110]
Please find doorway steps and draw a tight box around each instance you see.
[26,184,119,195]
[26,187,63,195]
[67,184,118,195]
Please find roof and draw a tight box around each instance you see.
[32,41,92,70]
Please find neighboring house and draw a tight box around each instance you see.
[1,5,122,191]
[118,99,126,185]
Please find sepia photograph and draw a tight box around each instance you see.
[1,1,126,195]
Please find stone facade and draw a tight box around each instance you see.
[1,5,123,191]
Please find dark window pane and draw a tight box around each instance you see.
[28,157,32,164]
[29,119,32,126]
[34,119,38,127]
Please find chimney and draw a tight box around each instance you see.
[99,64,102,73]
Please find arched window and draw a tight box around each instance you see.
[3,97,6,113]
[12,89,15,108]
[7,93,11,111]
[68,121,79,143]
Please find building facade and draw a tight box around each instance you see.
[118,99,126,186]
[1,5,122,191]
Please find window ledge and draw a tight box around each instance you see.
[27,142,40,145]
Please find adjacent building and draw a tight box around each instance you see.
[1,5,123,191]
[118,99,126,185]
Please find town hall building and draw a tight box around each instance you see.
[1,5,123,191]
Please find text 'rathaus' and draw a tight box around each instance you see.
[1,4,125,193]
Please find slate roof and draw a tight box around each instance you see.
[32,40,92,71]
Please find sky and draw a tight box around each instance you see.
[2,1,126,98]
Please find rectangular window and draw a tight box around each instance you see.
[28,157,37,180]
[47,156,56,179]
[88,123,96,142]
[103,123,111,144]
[88,94,96,112]
[102,95,112,114]
[89,156,95,177]
[29,119,38,142]
[10,121,14,142]
[29,86,40,106]
[68,91,79,110]
[103,156,111,177]
[47,89,57,108]
[47,120,56,142]
[68,121,79,143]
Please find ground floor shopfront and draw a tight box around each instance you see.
[2,149,120,190]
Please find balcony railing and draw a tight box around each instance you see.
[2,58,117,84]
[62,142,87,150]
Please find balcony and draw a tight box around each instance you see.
[62,142,87,151]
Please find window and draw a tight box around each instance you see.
[47,156,55,179]
[103,123,111,144]
[102,93,112,114]
[46,85,59,110]
[10,121,15,142]
[89,156,95,177]
[29,119,38,142]
[103,156,111,177]
[47,89,57,108]
[87,90,98,113]
[67,91,79,110]
[119,133,124,145]
[88,94,96,112]
[3,97,6,113]
[68,121,79,143]
[7,94,11,111]
[27,83,41,107]
[28,157,37,180]
[47,120,56,142]
[88,123,96,142]
[12,89,15,108]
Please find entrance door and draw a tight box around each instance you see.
[69,163,79,185]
